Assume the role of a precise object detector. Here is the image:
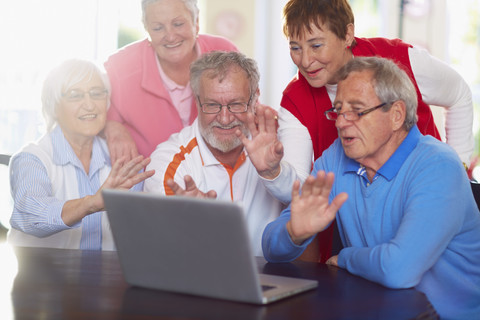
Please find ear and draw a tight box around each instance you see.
[391,101,406,131]
[195,17,200,37]
[345,23,355,47]
[254,88,260,101]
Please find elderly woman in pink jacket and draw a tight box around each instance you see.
[103,0,238,161]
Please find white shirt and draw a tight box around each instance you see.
[144,120,285,256]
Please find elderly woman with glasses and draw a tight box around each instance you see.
[103,0,238,162]
[8,59,154,250]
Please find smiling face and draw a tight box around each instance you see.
[144,0,199,67]
[289,22,353,88]
[334,70,406,173]
[197,67,253,157]
[56,73,107,146]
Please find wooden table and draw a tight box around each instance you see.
[3,246,438,319]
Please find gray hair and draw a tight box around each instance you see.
[41,59,111,132]
[141,0,199,26]
[190,51,260,99]
[335,56,418,131]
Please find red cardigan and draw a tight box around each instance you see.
[281,37,441,262]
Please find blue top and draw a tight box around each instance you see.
[262,126,480,319]
[10,126,142,250]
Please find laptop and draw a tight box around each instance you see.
[102,189,318,305]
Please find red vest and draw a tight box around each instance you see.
[281,37,441,262]
[282,37,440,159]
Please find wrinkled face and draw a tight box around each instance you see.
[144,0,199,65]
[56,73,107,144]
[289,22,352,88]
[197,67,253,154]
[334,70,397,168]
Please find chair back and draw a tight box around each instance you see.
[0,154,11,166]
[471,182,480,210]
[0,154,12,241]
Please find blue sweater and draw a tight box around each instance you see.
[262,126,480,319]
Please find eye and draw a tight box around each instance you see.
[173,22,185,27]
[151,24,164,31]
[89,89,107,99]
[66,90,83,100]
[312,43,323,49]
[228,102,247,112]
[289,45,301,52]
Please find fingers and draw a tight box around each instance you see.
[206,190,217,199]
[244,112,258,137]
[264,107,278,134]
[301,171,334,198]
[255,105,278,134]
[120,155,150,179]
[166,179,183,195]
[290,180,301,202]
[183,175,199,192]
[330,192,348,214]
[167,175,216,199]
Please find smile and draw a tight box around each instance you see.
[306,68,322,77]
[79,114,97,120]
[164,41,183,48]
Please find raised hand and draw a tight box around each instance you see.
[166,175,217,199]
[102,155,154,191]
[287,171,348,245]
[237,104,284,180]
[62,155,155,226]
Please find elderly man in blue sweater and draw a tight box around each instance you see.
[260,56,480,319]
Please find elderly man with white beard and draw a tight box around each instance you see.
[144,51,286,256]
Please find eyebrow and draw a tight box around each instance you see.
[289,37,325,45]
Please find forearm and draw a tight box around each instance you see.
[262,108,313,203]
[260,162,298,204]
[262,210,314,262]
[410,46,474,163]
[61,194,103,226]
[277,107,313,182]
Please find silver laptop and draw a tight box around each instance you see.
[102,189,318,304]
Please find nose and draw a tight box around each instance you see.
[163,26,175,41]
[335,113,350,129]
[301,48,314,69]
[81,95,96,110]
[217,106,235,124]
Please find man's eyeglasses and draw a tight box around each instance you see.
[62,88,108,102]
[324,102,389,121]
[197,95,252,114]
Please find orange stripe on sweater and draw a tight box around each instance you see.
[164,138,198,195]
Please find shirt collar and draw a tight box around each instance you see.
[345,125,421,181]
[51,126,110,175]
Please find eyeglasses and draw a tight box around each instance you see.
[324,102,389,121]
[62,88,108,102]
[197,95,252,114]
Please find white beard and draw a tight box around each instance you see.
[199,120,249,153]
